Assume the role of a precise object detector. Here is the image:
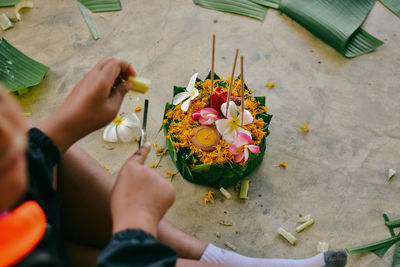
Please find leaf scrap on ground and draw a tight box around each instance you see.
[219,220,233,226]
[78,0,121,13]
[0,0,20,7]
[0,38,50,93]
[193,0,267,21]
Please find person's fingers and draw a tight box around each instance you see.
[93,57,113,71]
[129,142,152,165]
[99,58,131,93]
[108,81,133,108]
[119,62,136,80]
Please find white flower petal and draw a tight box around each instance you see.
[190,88,199,100]
[121,113,141,129]
[216,119,229,135]
[180,98,191,112]
[222,129,237,143]
[103,124,118,143]
[186,73,198,92]
[117,125,135,143]
[239,109,253,125]
[173,92,190,105]
[221,101,238,119]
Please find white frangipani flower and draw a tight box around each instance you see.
[103,113,141,143]
[215,101,253,143]
[172,73,199,112]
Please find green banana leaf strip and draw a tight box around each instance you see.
[248,0,280,8]
[278,0,383,58]
[380,0,400,17]
[78,0,121,13]
[371,242,395,258]
[78,2,100,40]
[162,73,271,188]
[383,214,396,237]
[0,0,20,7]
[194,0,384,57]
[393,242,400,267]
[347,235,400,256]
[193,0,267,21]
[0,38,49,93]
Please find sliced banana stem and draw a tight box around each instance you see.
[128,76,150,93]
[317,242,329,252]
[224,241,237,251]
[220,187,232,199]
[297,214,311,223]
[0,14,13,30]
[296,219,315,233]
[239,179,249,199]
[15,0,33,21]
[278,227,297,245]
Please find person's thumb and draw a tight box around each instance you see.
[129,142,152,165]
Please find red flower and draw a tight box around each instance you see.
[210,88,227,114]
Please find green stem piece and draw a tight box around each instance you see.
[78,2,100,40]
[347,236,400,255]
[386,219,400,229]
[383,214,396,237]
[239,179,249,199]
[393,241,400,267]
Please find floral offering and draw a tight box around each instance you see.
[162,72,272,188]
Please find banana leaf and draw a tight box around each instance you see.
[0,0,20,7]
[162,73,272,188]
[380,0,400,17]
[393,242,400,267]
[193,0,267,21]
[0,38,49,93]
[193,0,384,57]
[78,0,121,13]
[277,0,384,58]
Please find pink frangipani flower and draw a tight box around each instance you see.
[191,108,220,125]
[229,133,260,163]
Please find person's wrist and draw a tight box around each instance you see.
[112,210,159,237]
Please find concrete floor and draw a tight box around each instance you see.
[2,0,400,266]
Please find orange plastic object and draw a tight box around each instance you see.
[0,201,46,266]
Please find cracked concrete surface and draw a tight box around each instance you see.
[2,1,400,266]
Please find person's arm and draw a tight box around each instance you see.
[98,143,177,266]
[38,57,136,154]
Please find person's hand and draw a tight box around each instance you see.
[39,57,136,153]
[110,143,176,237]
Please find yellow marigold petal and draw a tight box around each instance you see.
[300,123,310,132]
[279,161,287,168]
[265,81,275,88]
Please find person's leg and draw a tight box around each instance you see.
[56,144,346,267]
[56,144,210,257]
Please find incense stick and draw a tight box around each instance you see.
[240,56,244,126]
[226,49,239,117]
[210,34,215,107]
